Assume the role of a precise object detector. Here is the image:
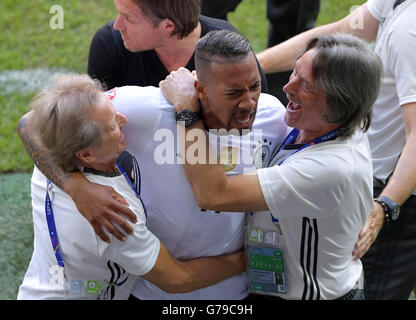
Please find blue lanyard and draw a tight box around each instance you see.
[45,166,148,267]
[276,128,337,166]
[268,128,338,224]
[45,180,65,268]
[115,163,139,196]
[115,163,148,225]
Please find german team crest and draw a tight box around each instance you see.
[220,146,239,172]
[104,88,116,100]
[253,145,271,169]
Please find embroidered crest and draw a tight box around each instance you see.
[253,145,271,169]
[220,146,239,172]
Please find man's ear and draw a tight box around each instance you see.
[195,80,206,100]
[75,148,96,166]
[159,18,175,36]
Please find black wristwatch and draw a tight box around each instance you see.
[175,109,201,128]
[374,195,400,223]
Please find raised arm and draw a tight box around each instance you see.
[353,102,416,260]
[160,68,268,212]
[143,244,245,293]
[257,3,379,74]
[17,111,137,242]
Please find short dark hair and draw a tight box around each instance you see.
[302,33,383,139]
[132,0,200,39]
[195,30,253,80]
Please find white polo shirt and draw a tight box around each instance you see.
[256,131,373,299]
[18,166,160,300]
[366,0,416,191]
[113,86,289,299]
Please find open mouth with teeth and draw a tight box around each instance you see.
[287,100,302,112]
[233,111,255,128]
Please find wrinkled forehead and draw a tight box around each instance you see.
[90,93,116,125]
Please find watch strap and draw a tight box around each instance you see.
[175,109,201,128]
[374,196,400,223]
[377,195,399,209]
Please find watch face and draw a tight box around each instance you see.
[391,208,400,221]
[377,196,400,222]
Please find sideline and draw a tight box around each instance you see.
[0,68,73,93]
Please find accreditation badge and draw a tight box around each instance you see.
[246,227,288,296]
[63,278,107,300]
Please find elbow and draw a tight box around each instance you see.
[161,286,188,295]
[194,191,224,212]
[194,193,210,211]
[157,274,194,294]
[158,282,181,294]
[187,170,230,211]
[17,113,29,138]
[17,111,33,140]
[189,179,228,212]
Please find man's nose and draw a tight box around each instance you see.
[283,74,299,95]
[113,15,125,31]
[238,92,257,110]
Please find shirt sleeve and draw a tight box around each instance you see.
[366,0,385,21]
[92,175,161,276]
[257,145,352,220]
[100,220,161,276]
[385,9,416,106]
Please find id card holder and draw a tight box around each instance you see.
[245,227,287,296]
[63,279,106,300]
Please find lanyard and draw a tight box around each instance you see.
[268,128,338,225]
[115,163,139,196]
[276,128,337,166]
[45,180,65,268]
[115,163,148,224]
[45,165,148,268]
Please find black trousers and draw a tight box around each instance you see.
[245,286,364,300]
[200,0,321,105]
[361,180,416,299]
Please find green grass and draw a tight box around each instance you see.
[0,0,116,71]
[0,92,37,172]
[0,173,32,299]
[0,0,366,173]
[0,0,117,173]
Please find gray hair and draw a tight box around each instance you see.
[195,30,253,80]
[30,74,105,172]
[301,33,383,139]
